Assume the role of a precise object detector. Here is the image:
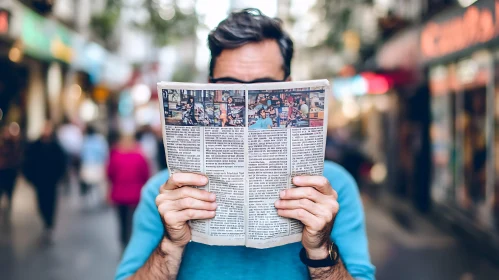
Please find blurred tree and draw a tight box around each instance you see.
[90,0,199,49]
[311,0,370,51]
[171,63,197,83]
[301,0,376,78]
[136,0,199,47]
[90,0,121,49]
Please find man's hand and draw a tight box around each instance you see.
[130,173,217,280]
[156,173,217,248]
[275,176,339,259]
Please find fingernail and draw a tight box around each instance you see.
[274,200,280,207]
[201,176,208,184]
[280,190,286,198]
[293,176,301,184]
[212,203,218,209]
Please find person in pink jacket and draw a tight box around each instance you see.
[107,133,150,248]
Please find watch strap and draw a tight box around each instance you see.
[299,243,339,268]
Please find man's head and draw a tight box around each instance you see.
[208,8,293,83]
[300,97,306,105]
[258,108,267,119]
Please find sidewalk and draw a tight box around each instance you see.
[0,178,120,280]
[364,196,499,280]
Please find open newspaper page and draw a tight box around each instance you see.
[157,80,328,248]
[245,81,328,248]
[158,84,247,246]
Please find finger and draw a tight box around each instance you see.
[157,187,216,203]
[280,187,325,203]
[158,197,217,213]
[292,176,333,195]
[164,209,216,224]
[277,209,322,230]
[162,173,208,191]
[171,197,218,211]
[274,198,323,217]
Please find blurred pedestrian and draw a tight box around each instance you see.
[137,126,159,174]
[80,125,109,208]
[107,133,149,248]
[23,122,67,243]
[0,125,22,218]
[57,118,83,194]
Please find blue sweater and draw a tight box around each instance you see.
[115,161,375,279]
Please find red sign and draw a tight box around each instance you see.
[421,1,499,61]
[377,27,420,70]
[0,9,9,35]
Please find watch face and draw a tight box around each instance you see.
[329,243,339,261]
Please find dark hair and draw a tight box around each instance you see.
[208,8,293,79]
[301,97,307,102]
[257,108,266,116]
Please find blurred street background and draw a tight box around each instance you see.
[1,0,499,279]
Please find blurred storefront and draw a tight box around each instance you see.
[420,0,499,257]
[371,0,499,259]
[0,4,29,139]
[374,26,432,213]
[0,1,131,140]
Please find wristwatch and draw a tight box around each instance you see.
[299,242,340,268]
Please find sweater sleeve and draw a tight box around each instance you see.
[325,161,376,280]
[115,171,169,280]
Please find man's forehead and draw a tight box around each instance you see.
[212,40,284,81]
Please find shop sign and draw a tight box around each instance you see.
[377,27,420,70]
[0,9,10,35]
[332,75,368,98]
[421,0,499,62]
[20,7,73,63]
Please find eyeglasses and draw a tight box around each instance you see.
[209,76,288,84]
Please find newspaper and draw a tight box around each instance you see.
[157,80,329,249]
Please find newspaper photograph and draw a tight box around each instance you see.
[157,80,329,249]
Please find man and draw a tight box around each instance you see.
[250,108,273,130]
[23,122,67,243]
[80,125,109,207]
[299,97,309,116]
[57,118,83,194]
[116,8,374,280]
